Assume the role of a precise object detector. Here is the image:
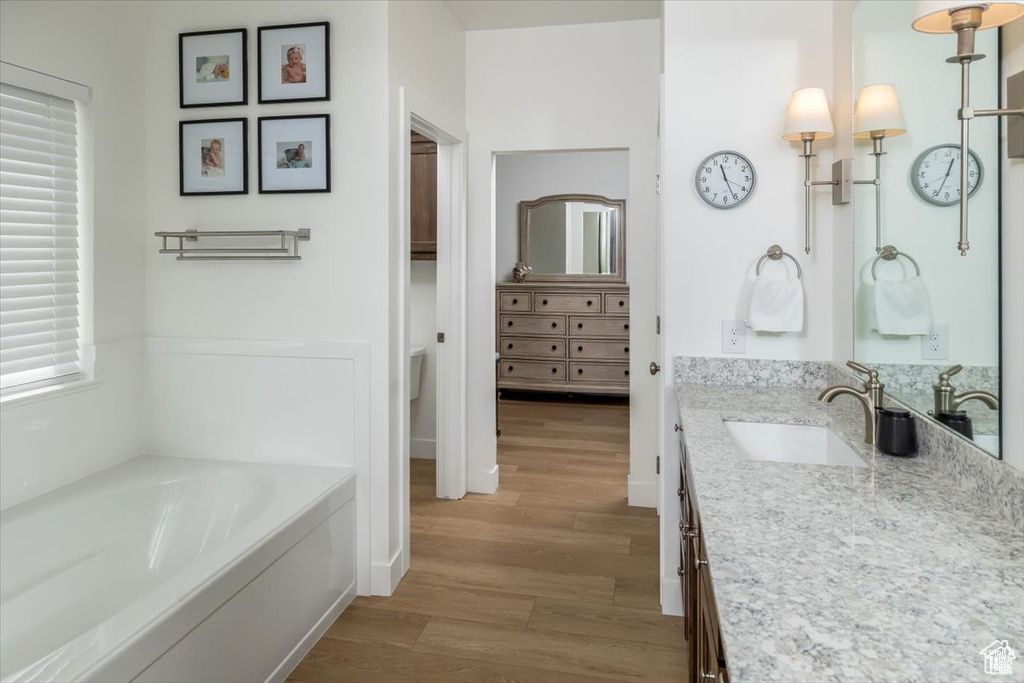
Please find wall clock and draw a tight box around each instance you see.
[911,144,983,207]
[695,150,756,209]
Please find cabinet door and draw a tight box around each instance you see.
[411,141,437,259]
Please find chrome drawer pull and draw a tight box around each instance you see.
[701,672,716,681]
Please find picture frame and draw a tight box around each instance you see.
[258,115,331,194]
[257,22,330,104]
[179,118,249,196]
[179,28,247,108]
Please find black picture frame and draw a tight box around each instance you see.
[179,28,248,108]
[258,114,331,194]
[257,22,330,104]
[179,118,249,196]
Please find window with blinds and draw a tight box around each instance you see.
[0,82,81,395]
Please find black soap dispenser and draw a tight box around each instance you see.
[875,407,917,456]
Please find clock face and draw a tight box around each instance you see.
[911,144,983,207]
[695,150,756,209]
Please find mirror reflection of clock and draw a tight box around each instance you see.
[695,150,756,209]
[911,144,983,207]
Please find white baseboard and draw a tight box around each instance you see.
[268,580,356,683]
[467,464,499,494]
[410,438,436,459]
[370,547,405,596]
[628,476,657,508]
[661,577,683,617]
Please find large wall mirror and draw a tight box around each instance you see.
[519,194,626,282]
[852,2,1002,457]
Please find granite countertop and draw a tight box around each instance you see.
[676,382,1024,683]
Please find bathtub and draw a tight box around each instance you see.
[0,456,356,683]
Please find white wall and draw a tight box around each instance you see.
[1001,18,1024,472]
[495,150,630,281]
[661,0,836,614]
[0,1,147,509]
[852,1,999,366]
[466,19,661,500]
[409,261,437,458]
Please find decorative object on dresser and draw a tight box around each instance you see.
[411,132,437,259]
[496,283,630,396]
[518,194,625,282]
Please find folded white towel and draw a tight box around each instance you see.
[872,275,932,336]
[745,274,804,332]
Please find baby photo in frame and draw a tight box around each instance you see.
[258,115,330,193]
[180,118,248,196]
[179,28,247,108]
[257,22,330,104]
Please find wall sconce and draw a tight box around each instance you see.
[912,0,1024,256]
[853,84,907,253]
[783,87,850,255]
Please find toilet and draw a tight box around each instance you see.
[410,346,426,400]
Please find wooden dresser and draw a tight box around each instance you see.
[496,282,630,396]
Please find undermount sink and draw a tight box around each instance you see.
[724,421,867,468]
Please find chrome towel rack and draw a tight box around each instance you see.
[871,244,921,281]
[154,229,310,261]
[755,244,803,280]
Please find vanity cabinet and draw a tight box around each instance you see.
[496,282,629,396]
[678,425,730,683]
[410,133,436,260]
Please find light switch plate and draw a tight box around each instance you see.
[921,323,949,360]
[722,319,747,354]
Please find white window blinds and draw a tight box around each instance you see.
[0,82,81,393]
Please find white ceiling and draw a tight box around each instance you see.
[443,0,662,31]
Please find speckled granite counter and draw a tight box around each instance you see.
[675,382,1024,682]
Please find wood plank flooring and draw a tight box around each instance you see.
[288,396,685,683]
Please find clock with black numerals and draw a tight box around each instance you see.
[695,150,756,209]
[911,144,983,207]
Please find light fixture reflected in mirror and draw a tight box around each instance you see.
[853,84,907,253]
[783,87,842,255]
[911,0,1024,256]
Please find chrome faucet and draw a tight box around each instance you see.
[930,364,1000,415]
[818,361,885,445]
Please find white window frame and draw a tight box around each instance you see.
[0,62,92,402]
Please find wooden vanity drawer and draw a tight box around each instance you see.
[500,360,566,381]
[605,293,629,313]
[535,293,602,313]
[569,340,630,360]
[570,316,630,338]
[501,337,565,358]
[499,292,532,312]
[569,362,630,383]
[501,315,565,335]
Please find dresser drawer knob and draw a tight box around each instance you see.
[577,368,584,375]
[618,300,625,307]
[542,299,548,306]
[624,370,630,376]
[624,346,629,353]
[508,365,514,372]
[551,322,557,329]
[551,367,558,374]
[507,321,514,327]
[577,345,584,352]
[587,300,593,306]
[507,343,514,350]
[577,322,584,329]
[623,323,629,330]
[512,298,518,305]
[551,344,557,351]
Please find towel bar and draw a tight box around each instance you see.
[154,229,310,261]
[871,244,921,281]
[755,244,803,280]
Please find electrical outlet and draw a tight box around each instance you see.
[721,319,747,354]
[921,323,949,360]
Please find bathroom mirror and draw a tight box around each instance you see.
[519,194,626,282]
[852,2,1002,457]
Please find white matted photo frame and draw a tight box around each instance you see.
[257,22,330,104]
[179,28,247,108]
[258,115,330,193]
[180,118,248,196]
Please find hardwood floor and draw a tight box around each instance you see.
[288,396,685,683]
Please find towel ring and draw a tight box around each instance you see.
[755,244,802,280]
[871,245,921,281]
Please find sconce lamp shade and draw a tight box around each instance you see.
[912,1,1023,33]
[854,84,907,138]
[782,87,834,141]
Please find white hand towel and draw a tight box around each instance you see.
[872,275,932,336]
[745,274,804,332]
